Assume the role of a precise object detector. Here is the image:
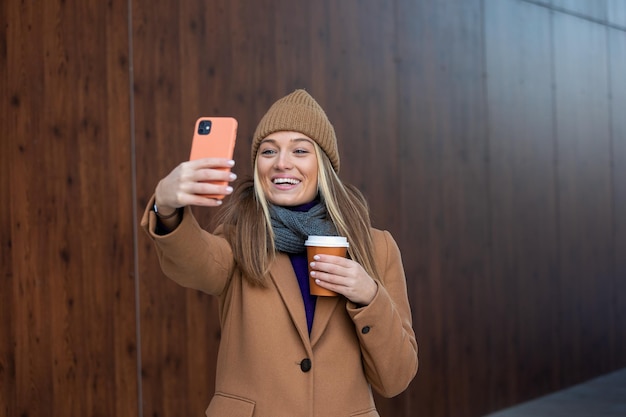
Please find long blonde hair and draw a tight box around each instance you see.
[212,143,379,286]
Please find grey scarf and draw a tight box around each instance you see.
[269,203,338,253]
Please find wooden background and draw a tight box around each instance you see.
[2,0,625,416]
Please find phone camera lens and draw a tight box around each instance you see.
[198,120,212,135]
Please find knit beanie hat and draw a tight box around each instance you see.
[251,89,340,172]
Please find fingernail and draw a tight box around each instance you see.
[228,160,235,166]
[226,186,233,193]
[313,255,320,261]
[229,173,237,180]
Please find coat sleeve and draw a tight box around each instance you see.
[347,229,418,397]
[140,195,235,296]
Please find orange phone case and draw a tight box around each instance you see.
[189,116,238,199]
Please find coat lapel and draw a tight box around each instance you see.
[268,253,342,348]
[310,295,340,346]
[269,254,311,347]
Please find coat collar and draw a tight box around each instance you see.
[269,253,341,349]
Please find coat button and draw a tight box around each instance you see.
[300,358,312,372]
[361,326,371,334]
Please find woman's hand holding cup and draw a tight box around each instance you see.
[305,236,378,305]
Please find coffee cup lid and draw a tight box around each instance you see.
[304,235,349,247]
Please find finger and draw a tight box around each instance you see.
[187,196,227,207]
[311,253,351,267]
[312,276,362,301]
[314,278,345,294]
[311,273,345,292]
[186,182,234,198]
[195,169,237,183]
[310,270,352,288]
[309,259,351,277]
[189,158,235,169]
[176,189,228,206]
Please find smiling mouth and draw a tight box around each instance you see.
[273,178,301,185]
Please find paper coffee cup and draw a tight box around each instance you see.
[304,236,349,296]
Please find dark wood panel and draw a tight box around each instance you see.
[133,1,252,416]
[307,1,402,236]
[608,27,626,369]
[1,0,138,416]
[484,0,560,409]
[133,0,200,414]
[395,1,490,416]
[553,12,615,385]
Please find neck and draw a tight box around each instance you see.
[279,199,319,212]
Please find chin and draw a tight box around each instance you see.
[269,195,310,207]
[272,199,301,207]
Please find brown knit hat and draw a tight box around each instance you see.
[251,89,340,172]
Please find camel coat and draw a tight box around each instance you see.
[142,199,418,417]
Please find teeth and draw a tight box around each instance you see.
[273,178,300,185]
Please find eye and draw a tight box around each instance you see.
[294,148,310,155]
[260,148,277,155]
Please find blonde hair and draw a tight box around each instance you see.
[312,144,379,282]
[212,144,378,286]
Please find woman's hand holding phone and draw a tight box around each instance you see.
[155,158,237,213]
[154,116,238,214]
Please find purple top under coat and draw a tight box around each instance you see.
[286,200,318,335]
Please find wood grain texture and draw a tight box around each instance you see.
[608,26,626,374]
[1,0,138,416]
[485,0,560,409]
[132,1,230,416]
[553,11,615,386]
[394,0,494,415]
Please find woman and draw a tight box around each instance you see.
[141,90,418,417]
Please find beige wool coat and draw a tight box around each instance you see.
[142,199,418,417]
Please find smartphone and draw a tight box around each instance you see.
[189,116,238,199]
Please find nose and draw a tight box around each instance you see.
[274,151,293,170]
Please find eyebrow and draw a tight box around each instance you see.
[260,137,314,145]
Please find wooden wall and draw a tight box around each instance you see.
[1,0,138,416]
[2,1,625,417]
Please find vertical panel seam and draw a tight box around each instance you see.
[126,0,144,415]
[480,0,494,336]
[605,22,617,367]
[549,8,563,388]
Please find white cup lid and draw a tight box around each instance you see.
[304,235,349,247]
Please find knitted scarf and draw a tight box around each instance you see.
[269,202,338,253]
